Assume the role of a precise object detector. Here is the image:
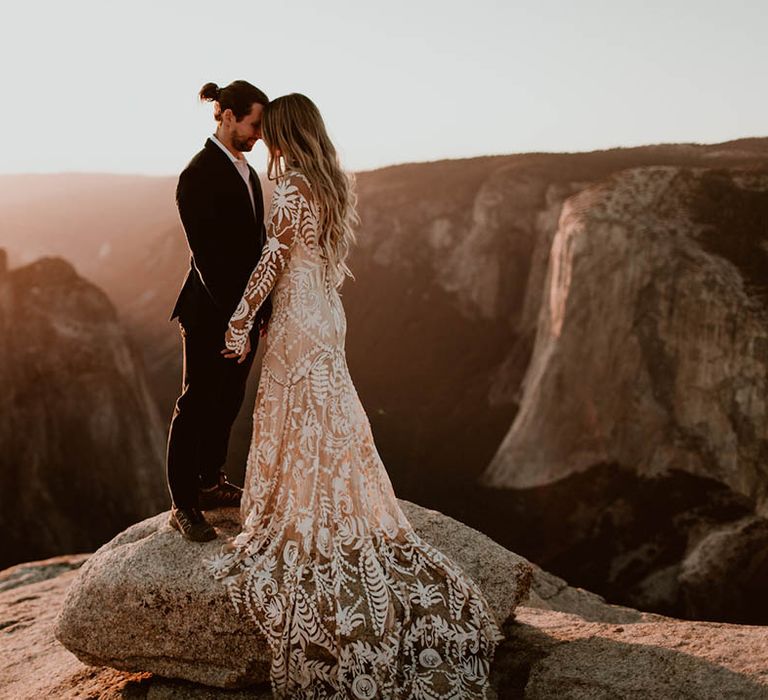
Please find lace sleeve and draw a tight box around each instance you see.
[225,174,308,353]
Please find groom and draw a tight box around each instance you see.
[166,80,272,542]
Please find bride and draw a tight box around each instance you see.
[206,92,503,699]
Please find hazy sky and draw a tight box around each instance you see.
[0,0,765,175]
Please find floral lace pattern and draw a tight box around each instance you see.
[209,171,503,698]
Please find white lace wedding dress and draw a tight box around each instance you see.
[206,171,503,699]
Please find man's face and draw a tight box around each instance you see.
[227,102,263,153]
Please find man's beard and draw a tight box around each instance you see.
[233,136,254,152]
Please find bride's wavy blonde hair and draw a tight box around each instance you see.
[262,93,358,287]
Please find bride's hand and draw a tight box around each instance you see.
[221,332,251,363]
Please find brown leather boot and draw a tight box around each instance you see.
[169,506,217,542]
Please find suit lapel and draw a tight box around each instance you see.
[204,139,256,221]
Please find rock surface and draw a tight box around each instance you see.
[54,501,534,689]
[502,607,768,699]
[0,555,272,699]
[3,516,768,699]
[0,254,167,570]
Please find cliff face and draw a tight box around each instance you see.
[484,167,768,503]
[0,254,167,569]
[479,167,768,621]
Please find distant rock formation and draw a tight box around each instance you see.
[484,167,768,502]
[482,167,768,622]
[0,253,167,569]
[53,501,533,688]
[3,504,768,698]
[340,141,768,508]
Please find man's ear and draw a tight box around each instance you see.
[221,108,234,126]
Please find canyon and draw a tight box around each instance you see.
[2,139,768,623]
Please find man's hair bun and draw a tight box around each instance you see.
[199,82,221,102]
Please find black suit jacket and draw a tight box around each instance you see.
[170,139,272,331]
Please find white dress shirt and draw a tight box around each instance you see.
[210,132,256,214]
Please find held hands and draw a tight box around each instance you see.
[221,331,251,364]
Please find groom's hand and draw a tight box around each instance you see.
[221,335,251,363]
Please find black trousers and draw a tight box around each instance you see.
[165,320,258,509]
